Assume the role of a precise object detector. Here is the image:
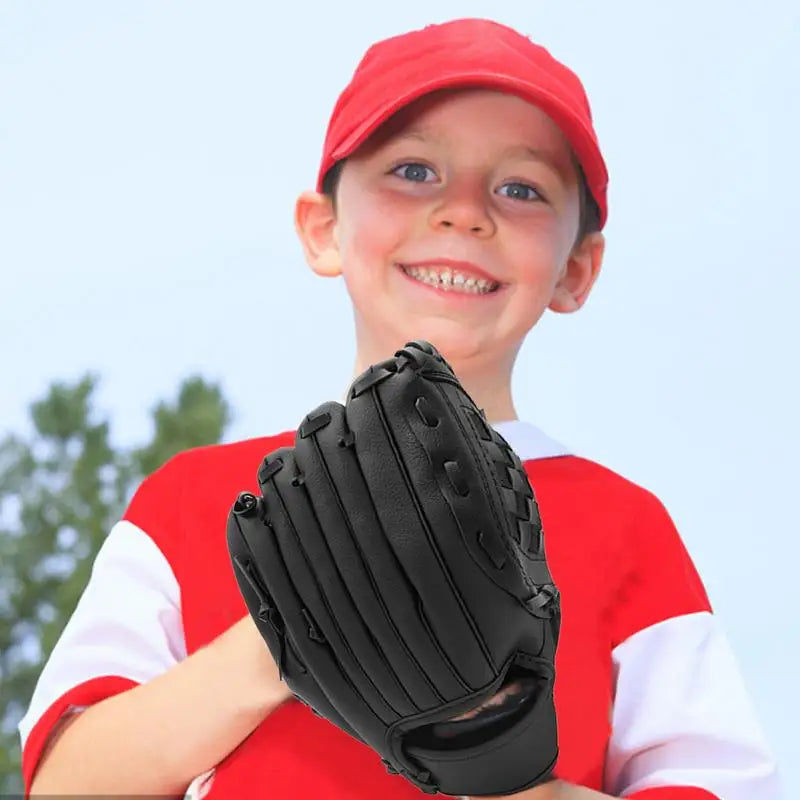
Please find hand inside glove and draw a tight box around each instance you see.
[227,341,561,797]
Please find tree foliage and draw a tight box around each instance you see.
[0,374,231,791]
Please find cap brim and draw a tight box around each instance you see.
[321,71,607,227]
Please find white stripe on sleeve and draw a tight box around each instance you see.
[18,520,186,747]
[606,611,783,799]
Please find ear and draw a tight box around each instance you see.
[549,231,605,314]
[294,190,341,277]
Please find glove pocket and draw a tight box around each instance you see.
[384,653,557,796]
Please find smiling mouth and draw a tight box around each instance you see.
[397,263,501,295]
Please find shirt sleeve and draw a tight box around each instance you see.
[18,455,188,794]
[604,491,783,799]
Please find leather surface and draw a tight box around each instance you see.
[226,341,560,796]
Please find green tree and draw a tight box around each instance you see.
[0,374,231,792]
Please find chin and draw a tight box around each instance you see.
[388,321,502,368]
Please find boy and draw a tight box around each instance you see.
[19,17,781,800]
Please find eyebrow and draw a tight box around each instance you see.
[390,130,563,171]
[390,128,429,144]
[503,145,562,166]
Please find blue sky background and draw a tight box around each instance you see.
[1,0,798,794]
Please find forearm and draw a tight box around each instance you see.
[30,615,291,796]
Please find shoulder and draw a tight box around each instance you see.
[505,421,710,626]
[126,430,295,506]
[154,430,296,479]
[498,419,665,515]
[121,430,296,562]
[534,454,669,520]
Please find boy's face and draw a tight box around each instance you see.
[297,89,604,372]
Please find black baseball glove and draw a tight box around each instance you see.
[227,341,560,796]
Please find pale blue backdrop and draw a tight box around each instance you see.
[1,1,797,795]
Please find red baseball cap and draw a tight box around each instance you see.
[316,18,609,229]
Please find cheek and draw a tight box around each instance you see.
[501,220,566,292]
[339,192,412,268]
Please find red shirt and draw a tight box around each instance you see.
[19,422,779,799]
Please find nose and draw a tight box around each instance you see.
[428,181,496,237]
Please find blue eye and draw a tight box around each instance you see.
[498,182,541,201]
[392,163,436,182]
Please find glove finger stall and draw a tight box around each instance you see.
[228,478,393,748]
[258,445,406,724]
[345,380,497,691]
[296,401,467,709]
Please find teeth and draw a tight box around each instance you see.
[400,265,498,294]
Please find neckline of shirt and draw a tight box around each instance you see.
[490,420,571,462]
